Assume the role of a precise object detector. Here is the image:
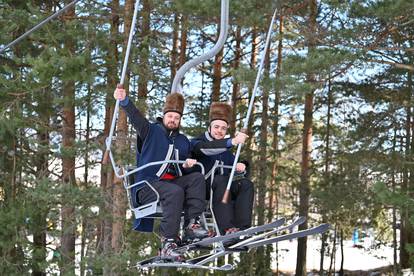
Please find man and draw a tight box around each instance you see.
[191,102,254,239]
[114,87,208,261]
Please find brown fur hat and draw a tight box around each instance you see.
[209,102,232,124]
[163,93,185,115]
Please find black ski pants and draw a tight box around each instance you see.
[211,175,254,235]
[137,172,206,239]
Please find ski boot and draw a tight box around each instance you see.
[182,217,209,243]
[159,238,184,262]
[222,227,241,247]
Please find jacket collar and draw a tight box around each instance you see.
[204,131,214,141]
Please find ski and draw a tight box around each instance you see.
[186,223,330,266]
[137,259,233,271]
[177,217,307,266]
[228,216,306,248]
[186,252,220,264]
[137,218,286,269]
[136,220,329,271]
[180,217,286,250]
[243,223,330,250]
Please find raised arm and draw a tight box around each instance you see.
[114,87,150,140]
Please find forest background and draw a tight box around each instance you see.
[1,0,414,275]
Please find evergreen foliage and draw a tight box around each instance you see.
[0,0,413,274]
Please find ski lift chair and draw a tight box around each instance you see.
[102,0,230,235]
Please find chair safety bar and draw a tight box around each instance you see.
[105,136,205,178]
[123,160,205,219]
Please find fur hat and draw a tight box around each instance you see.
[209,102,232,124]
[163,93,185,115]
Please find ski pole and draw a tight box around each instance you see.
[222,7,278,203]
[103,0,140,165]
[0,0,81,54]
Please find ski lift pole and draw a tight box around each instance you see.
[222,7,278,203]
[171,0,229,94]
[103,0,141,166]
[0,0,81,54]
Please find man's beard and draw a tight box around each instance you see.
[165,123,179,131]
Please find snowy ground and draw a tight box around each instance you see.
[271,237,395,273]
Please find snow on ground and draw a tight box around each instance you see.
[271,237,395,273]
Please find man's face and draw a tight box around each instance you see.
[163,111,181,131]
[209,120,228,139]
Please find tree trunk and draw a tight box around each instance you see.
[32,85,51,276]
[110,0,133,268]
[256,32,271,274]
[320,74,333,275]
[211,45,223,102]
[296,89,313,276]
[137,0,151,113]
[401,71,412,268]
[239,27,258,276]
[60,2,77,274]
[3,59,25,272]
[392,128,399,276]
[296,1,317,275]
[328,225,337,276]
[271,14,284,274]
[171,13,180,82]
[80,84,92,276]
[339,228,344,276]
[230,26,242,135]
[241,26,259,275]
[179,15,188,68]
[100,1,119,274]
[406,70,414,267]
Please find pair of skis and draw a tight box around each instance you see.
[137,217,330,271]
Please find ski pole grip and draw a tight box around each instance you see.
[240,128,248,134]
[222,189,230,204]
[102,150,110,165]
[117,83,124,89]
